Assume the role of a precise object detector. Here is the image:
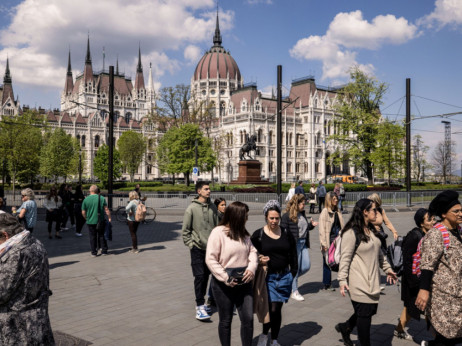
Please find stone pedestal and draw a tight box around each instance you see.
[231,160,268,184]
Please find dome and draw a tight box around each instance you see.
[193,46,241,81]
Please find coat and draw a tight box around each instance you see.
[319,207,344,250]
[0,234,55,346]
[182,197,218,251]
[280,210,315,248]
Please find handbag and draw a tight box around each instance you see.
[225,266,247,284]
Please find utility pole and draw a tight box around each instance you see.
[78,148,82,185]
[108,66,114,210]
[406,78,411,207]
[276,65,282,195]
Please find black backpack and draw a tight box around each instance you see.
[386,236,404,277]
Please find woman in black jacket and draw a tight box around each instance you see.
[280,193,318,301]
[251,200,298,346]
[394,208,435,340]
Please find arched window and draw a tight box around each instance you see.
[81,135,86,148]
[220,101,226,116]
[125,112,132,124]
[269,131,273,145]
[257,129,263,143]
[76,134,80,145]
[95,135,100,148]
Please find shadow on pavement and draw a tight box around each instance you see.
[53,330,92,345]
[279,321,322,345]
[49,261,79,270]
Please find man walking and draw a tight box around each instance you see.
[182,181,218,321]
[316,181,327,213]
[294,180,306,198]
[82,185,111,257]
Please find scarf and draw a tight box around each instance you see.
[0,230,30,258]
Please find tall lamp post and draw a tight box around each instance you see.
[78,147,82,185]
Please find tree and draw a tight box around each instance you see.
[93,144,122,186]
[330,67,388,184]
[40,128,78,182]
[431,140,456,183]
[0,111,45,195]
[369,120,405,185]
[156,124,216,186]
[412,135,431,182]
[117,130,146,182]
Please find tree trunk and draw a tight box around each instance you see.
[366,160,373,185]
[185,171,190,186]
[172,173,175,185]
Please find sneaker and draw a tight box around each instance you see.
[394,329,412,340]
[129,248,140,254]
[421,341,429,346]
[270,340,281,346]
[91,254,97,258]
[324,285,336,291]
[195,305,210,321]
[204,304,212,314]
[291,290,305,301]
[75,232,82,237]
[101,252,108,256]
[257,334,268,346]
[61,227,69,231]
[380,286,385,291]
[335,322,353,346]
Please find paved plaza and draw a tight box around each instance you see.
[34,207,441,345]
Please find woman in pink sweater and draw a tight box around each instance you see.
[206,201,258,346]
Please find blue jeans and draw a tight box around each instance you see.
[338,196,343,210]
[292,238,310,292]
[322,253,332,286]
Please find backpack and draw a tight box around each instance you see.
[327,229,359,272]
[412,223,451,277]
[386,236,404,277]
[135,201,147,222]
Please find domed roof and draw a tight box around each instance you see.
[192,11,242,82]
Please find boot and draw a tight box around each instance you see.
[335,322,353,346]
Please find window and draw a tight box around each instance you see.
[125,112,132,124]
[95,135,100,148]
[287,162,292,173]
[269,131,273,145]
[269,162,274,173]
[257,129,263,143]
[81,135,86,148]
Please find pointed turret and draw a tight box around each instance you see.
[213,7,222,47]
[4,57,11,84]
[134,45,145,90]
[64,49,74,95]
[116,56,119,75]
[83,35,94,84]
[2,57,14,106]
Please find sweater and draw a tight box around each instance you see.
[206,225,258,284]
[318,207,344,250]
[182,197,218,251]
[338,229,392,303]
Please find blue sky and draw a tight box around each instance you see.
[1,0,462,171]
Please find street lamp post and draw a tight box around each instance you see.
[78,148,82,185]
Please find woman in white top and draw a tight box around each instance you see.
[285,183,296,203]
[125,191,141,253]
[43,186,62,239]
[206,201,258,346]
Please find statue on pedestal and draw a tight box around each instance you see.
[239,134,257,161]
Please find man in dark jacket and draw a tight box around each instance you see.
[182,181,218,321]
[294,181,306,198]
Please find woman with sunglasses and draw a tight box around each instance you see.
[335,199,397,346]
[43,186,62,239]
[319,191,344,290]
[206,201,258,346]
[16,188,37,233]
[251,200,298,346]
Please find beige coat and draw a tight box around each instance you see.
[421,227,462,339]
[338,229,392,303]
[319,207,344,250]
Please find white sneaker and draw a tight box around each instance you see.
[421,341,429,346]
[270,340,281,346]
[291,291,305,301]
[257,334,268,346]
[195,305,210,321]
[75,232,82,237]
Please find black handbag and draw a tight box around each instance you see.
[225,267,247,284]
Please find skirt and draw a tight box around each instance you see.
[266,269,293,303]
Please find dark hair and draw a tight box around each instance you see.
[195,181,210,194]
[342,198,375,243]
[219,201,249,241]
[47,186,59,202]
[0,213,23,237]
[214,197,226,208]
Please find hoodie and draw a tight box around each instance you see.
[182,197,218,251]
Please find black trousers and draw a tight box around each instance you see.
[74,203,85,234]
[211,277,253,346]
[318,197,325,213]
[127,220,140,249]
[190,247,210,306]
[46,209,61,234]
[345,300,378,346]
[87,224,108,255]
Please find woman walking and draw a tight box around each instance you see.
[394,208,435,341]
[308,183,317,214]
[280,193,317,301]
[206,201,258,346]
[72,185,86,237]
[319,191,344,290]
[335,199,397,346]
[44,187,62,239]
[416,191,462,346]
[285,183,296,203]
[251,200,298,346]
[16,188,37,232]
[126,191,141,253]
[367,193,399,241]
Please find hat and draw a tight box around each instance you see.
[263,200,281,216]
[414,208,428,227]
[428,190,460,218]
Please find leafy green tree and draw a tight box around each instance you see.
[330,67,388,184]
[156,124,216,186]
[0,111,45,195]
[40,128,78,182]
[117,130,146,182]
[93,144,122,186]
[370,120,405,185]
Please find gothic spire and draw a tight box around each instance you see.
[213,6,222,47]
[85,34,91,64]
[67,49,72,75]
[116,55,119,75]
[137,44,143,73]
[4,56,11,84]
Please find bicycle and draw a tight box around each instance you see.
[115,205,156,224]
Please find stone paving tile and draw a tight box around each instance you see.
[39,209,461,345]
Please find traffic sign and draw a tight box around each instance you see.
[192,167,199,175]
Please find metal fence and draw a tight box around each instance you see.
[2,190,459,211]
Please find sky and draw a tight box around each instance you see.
[1,0,462,172]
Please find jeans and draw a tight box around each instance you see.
[190,247,210,306]
[322,253,332,286]
[47,209,61,234]
[211,277,253,346]
[338,196,343,211]
[292,238,310,292]
[87,224,108,255]
[318,197,325,213]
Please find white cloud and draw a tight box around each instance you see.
[184,45,202,64]
[246,0,273,5]
[290,10,417,81]
[418,0,462,28]
[0,0,233,88]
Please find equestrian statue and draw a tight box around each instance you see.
[239,134,257,161]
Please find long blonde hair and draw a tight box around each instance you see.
[285,193,306,223]
[325,191,339,212]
